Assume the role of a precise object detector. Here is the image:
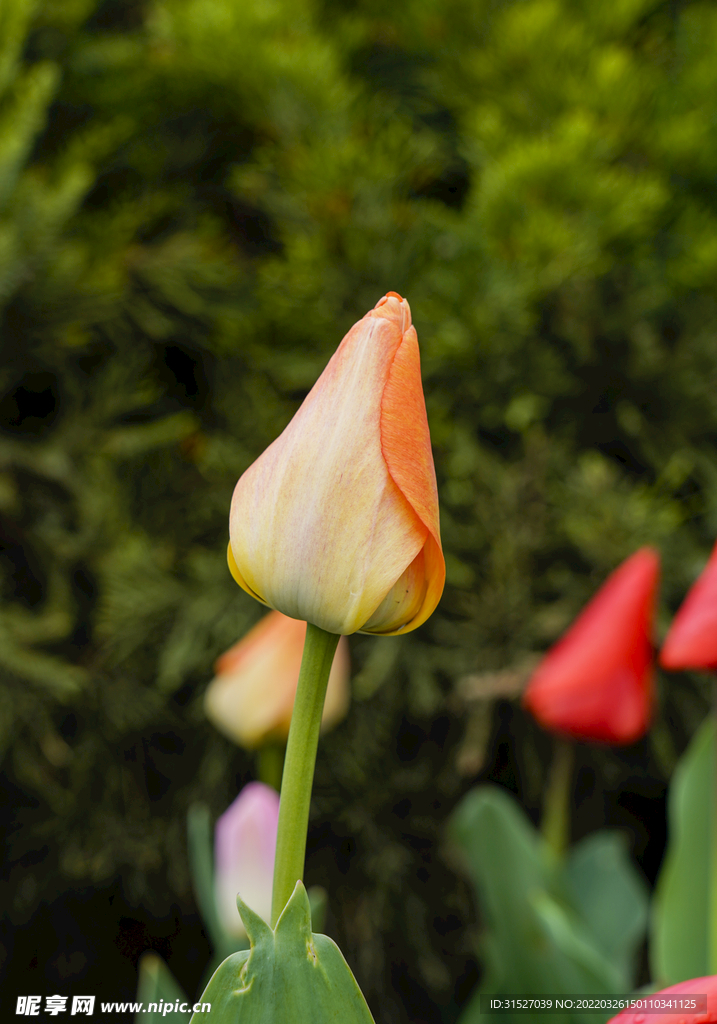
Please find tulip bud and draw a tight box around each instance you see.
[228,292,445,636]
[204,611,350,749]
[214,782,280,938]
[523,548,660,744]
[660,540,717,671]
[607,975,717,1024]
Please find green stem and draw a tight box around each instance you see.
[541,737,574,861]
[270,622,340,926]
[256,742,285,793]
[710,680,717,972]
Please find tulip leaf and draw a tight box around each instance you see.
[136,952,192,1023]
[448,785,645,1024]
[528,888,623,990]
[651,715,714,984]
[190,880,375,1023]
[565,830,648,983]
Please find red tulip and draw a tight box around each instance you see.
[660,540,717,671]
[523,548,660,744]
[607,975,717,1024]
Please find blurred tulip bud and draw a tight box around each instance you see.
[660,540,717,671]
[228,292,445,636]
[607,975,717,1024]
[205,611,350,749]
[523,548,660,744]
[214,782,280,938]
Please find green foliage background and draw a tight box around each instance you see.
[1,0,717,1019]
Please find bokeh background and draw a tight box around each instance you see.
[2,0,717,1020]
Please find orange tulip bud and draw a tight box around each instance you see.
[228,292,445,635]
[607,975,717,1024]
[523,548,660,744]
[660,539,717,671]
[204,611,350,749]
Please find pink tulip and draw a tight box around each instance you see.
[607,975,717,1024]
[204,610,350,749]
[214,782,280,937]
[660,540,717,671]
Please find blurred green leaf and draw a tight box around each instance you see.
[448,786,645,1024]
[651,715,713,984]
[137,952,192,1024]
[565,831,648,984]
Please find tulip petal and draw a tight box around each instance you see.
[523,548,659,744]
[227,542,268,607]
[607,974,717,1024]
[321,631,351,731]
[660,540,717,671]
[362,547,427,634]
[380,312,441,549]
[373,303,445,634]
